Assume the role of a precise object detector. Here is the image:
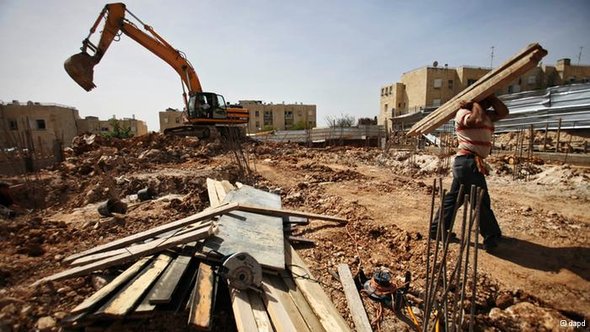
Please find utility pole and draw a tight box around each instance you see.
[490,46,495,68]
[577,46,583,65]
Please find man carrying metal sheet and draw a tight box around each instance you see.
[430,95,509,252]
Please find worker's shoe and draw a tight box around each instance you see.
[483,235,502,252]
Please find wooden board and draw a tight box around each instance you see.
[203,185,285,270]
[94,254,173,318]
[148,255,193,304]
[206,178,221,207]
[70,256,153,315]
[68,222,211,267]
[281,271,325,332]
[261,275,308,332]
[220,180,236,194]
[408,43,547,135]
[248,291,274,332]
[285,244,351,332]
[235,204,346,224]
[64,202,238,263]
[337,264,372,332]
[188,263,216,330]
[34,225,214,285]
[230,288,259,332]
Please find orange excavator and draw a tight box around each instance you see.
[64,2,248,138]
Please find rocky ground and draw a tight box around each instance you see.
[0,133,588,331]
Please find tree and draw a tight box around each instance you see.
[326,113,355,128]
[103,118,133,139]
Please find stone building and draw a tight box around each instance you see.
[77,115,148,137]
[379,58,590,133]
[239,100,317,133]
[158,108,184,132]
[158,102,318,134]
[0,100,80,154]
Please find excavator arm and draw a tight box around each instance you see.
[64,2,202,108]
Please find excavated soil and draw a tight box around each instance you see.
[0,134,589,331]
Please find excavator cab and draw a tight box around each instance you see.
[188,93,227,121]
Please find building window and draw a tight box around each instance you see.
[9,120,18,130]
[527,76,536,84]
[164,118,169,124]
[467,79,477,86]
[389,86,392,94]
[175,118,181,123]
[255,110,260,117]
[448,80,454,89]
[433,79,442,88]
[36,119,46,130]
[432,99,442,107]
[263,111,273,126]
[255,121,260,128]
[101,127,109,132]
[285,111,294,127]
[131,127,136,132]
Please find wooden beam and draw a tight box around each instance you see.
[206,178,221,207]
[33,225,215,285]
[64,203,237,263]
[68,222,211,267]
[188,263,216,330]
[262,275,309,332]
[220,180,236,194]
[214,181,228,203]
[281,271,325,332]
[284,244,351,332]
[337,264,372,332]
[408,44,547,136]
[94,254,173,318]
[230,288,258,332]
[148,255,192,304]
[248,291,274,332]
[70,256,153,315]
[235,203,347,224]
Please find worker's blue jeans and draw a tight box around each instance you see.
[431,154,501,243]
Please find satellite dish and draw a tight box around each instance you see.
[433,61,438,67]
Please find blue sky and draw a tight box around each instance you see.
[0,0,588,131]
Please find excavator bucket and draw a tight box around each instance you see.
[64,52,98,91]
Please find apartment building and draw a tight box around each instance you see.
[0,100,148,153]
[379,58,590,133]
[239,100,317,133]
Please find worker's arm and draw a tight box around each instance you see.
[463,101,486,127]
[484,95,509,122]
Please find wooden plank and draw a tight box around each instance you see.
[262,275,309,332]
[412,50,546,134]
[33,225,214,285]
[203,185,285,270]
[206,178,221,207]
[214,181,228,203]
[68,222,211,267]
[337,264,373,332]
[220,180,236,193]
[248,291,274,332]
[230,288,259,332]
[70,256,153,315]
[63,202,237,263]
[281,271,325,332]
[408,44,547,135]
[148,255,192,304]
[287,236,316,245]
[188,263,216,330]
[285,244,351,332]
[236,203,347,224]
[94,254,173,317]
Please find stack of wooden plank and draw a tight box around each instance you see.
[408,43,548,136]
[35,179,351,331]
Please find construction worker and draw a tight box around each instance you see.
[430,95,509,252]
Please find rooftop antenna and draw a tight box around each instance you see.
[577,46,583,65]
[490,46,495,68]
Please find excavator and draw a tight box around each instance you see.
[64,2,248,138]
